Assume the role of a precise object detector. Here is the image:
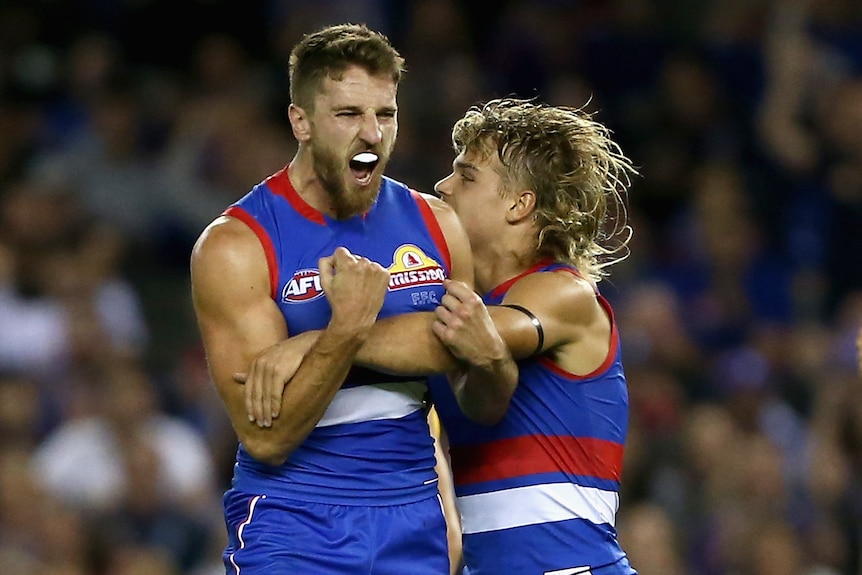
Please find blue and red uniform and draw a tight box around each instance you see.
[220,167,452,574]
[430,261,638,575]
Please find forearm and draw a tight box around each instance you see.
[276,314,458,375]
[451,354,519,425]
[249,325,365,465]
[355,312,462,375]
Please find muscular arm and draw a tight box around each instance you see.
[494,270,612,375]
[192,216,386,466]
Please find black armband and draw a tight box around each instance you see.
[500,304,544,356]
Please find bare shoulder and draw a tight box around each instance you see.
[505,267,611,374]
[190,215,270,307]
[505,268,600,325]
[414,191,456,221]
[192,216,266,275]
[193,216,259,262]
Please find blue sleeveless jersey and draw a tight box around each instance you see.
[429,261,636,574]
[224,167,450,505]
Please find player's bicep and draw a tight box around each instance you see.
[486,305,548,360]
[191,218,287,429]
[489,272,596,360]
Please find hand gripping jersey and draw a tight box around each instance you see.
[224,167,450,505]
[429,261,636,575]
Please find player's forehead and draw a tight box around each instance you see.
[317,65,398,109]
[454,148,502,176]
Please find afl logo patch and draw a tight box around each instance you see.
[282,269,324,303]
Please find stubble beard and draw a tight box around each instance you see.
[312,146,386,220]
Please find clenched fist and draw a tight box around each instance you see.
[319,247,390,334]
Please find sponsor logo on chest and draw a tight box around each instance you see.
[387,244,445,290]
[281,244,445,304]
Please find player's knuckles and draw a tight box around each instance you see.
[454,305,474,321]
[251,356,271,370]
[362,260,386,276]
[462,296,482,311]
[259,362,277,376]
[436,325,453,343]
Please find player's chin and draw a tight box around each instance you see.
[349,170,383,193]
[339,179,379,213]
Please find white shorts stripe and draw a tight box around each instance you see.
[229,494,265,574]
[544,567,591,575]
[457,483,619,535]
[316,381,426,427]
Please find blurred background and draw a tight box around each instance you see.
[1,0,861,573]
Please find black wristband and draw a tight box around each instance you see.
[500,304,544,356]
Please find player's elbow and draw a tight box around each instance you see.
[241,435,290,466]
[461,400,508,426]
[457,372,516,426]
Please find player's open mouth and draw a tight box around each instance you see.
[349,152,379,186]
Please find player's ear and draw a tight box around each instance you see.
[506,189,537,224]
[288,104,311,142]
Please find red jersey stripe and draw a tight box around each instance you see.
[223,206,280,300]
[410,190,452,273]
[450,434,623,486]
[265,166,326,225]
[488,258,556,300]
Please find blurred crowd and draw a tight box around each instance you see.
[1,0,862,574]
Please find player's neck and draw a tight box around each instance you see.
[287,154,337,218]
[473,226,542,293]
[473,244,538,295]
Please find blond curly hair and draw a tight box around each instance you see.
[451,98,637,282]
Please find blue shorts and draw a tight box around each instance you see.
[222,490,449,575]
[464,555,638,575]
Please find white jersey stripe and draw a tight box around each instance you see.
[457,482,619,535]
[316,381,426,427]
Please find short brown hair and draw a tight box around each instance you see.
[288,23,405,110]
